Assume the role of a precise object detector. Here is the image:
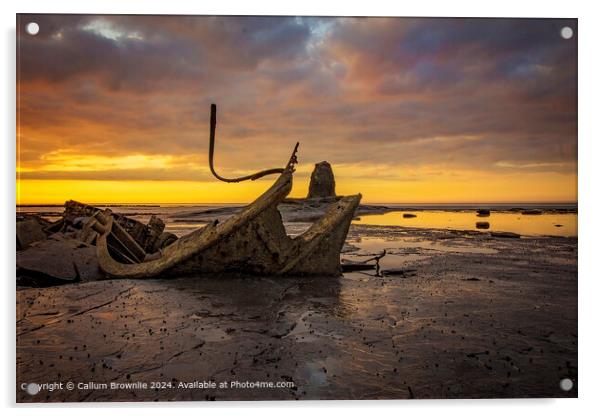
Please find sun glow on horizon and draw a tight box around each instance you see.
[16,170,577,205]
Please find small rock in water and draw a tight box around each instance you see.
[403,213,417,218]
[476,221,490,230]
[477,209,490,217]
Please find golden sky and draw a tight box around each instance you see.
[16,15,577,204]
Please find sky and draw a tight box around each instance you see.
[16,15,577,204]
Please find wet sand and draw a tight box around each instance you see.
[16,225,577,402]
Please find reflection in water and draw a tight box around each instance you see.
[354,211,577,237]
[19,204,577,238]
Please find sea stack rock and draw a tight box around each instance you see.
[307,161,336,199]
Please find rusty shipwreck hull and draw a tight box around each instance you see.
[92,103,362,278]
[94,169,361,278]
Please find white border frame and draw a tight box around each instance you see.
[3,1,601,415]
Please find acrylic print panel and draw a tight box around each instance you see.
[16,14,577,402]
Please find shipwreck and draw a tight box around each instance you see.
[17,104,362,281]
[96,104,361,277]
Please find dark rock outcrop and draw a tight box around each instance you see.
[307,161,336,199]
[17,234,104,286]
[16,217,48,250]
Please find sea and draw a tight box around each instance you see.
[17,202,577,238]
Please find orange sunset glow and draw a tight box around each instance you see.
[16,15,577,204]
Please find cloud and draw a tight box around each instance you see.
[16,15,577,201]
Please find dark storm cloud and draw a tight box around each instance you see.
[17,15,577,182]
[18,15,311,90]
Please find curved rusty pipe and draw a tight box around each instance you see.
[208,103,298,183]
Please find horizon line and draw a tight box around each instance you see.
[16,201,579,207]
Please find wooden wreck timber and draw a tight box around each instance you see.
[95,104,362,278]
[62,200,177,257]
